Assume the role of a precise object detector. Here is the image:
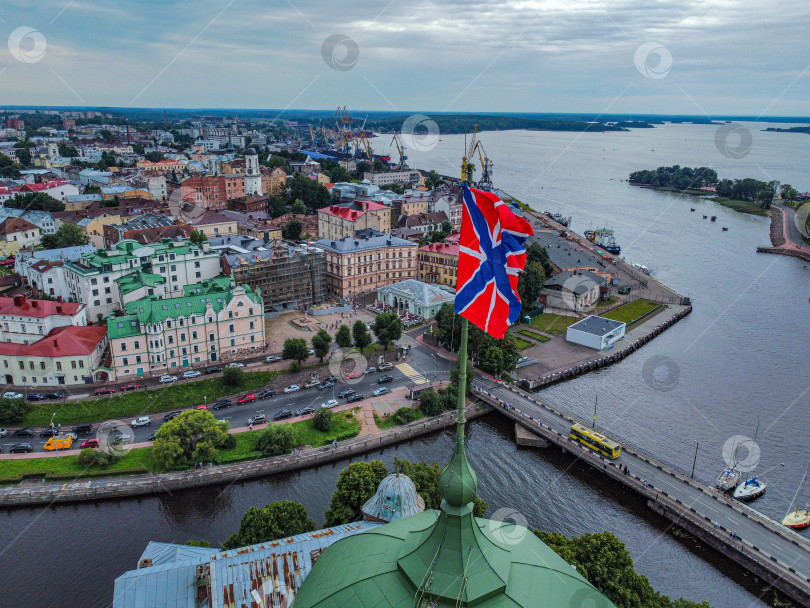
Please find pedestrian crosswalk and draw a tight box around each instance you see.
[395,363,429,385]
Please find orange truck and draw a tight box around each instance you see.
[43,435,73,451]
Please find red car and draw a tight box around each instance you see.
[344,371,360,380]
[238,393,256,404]
[80,438,101,449]
[121,383,142,391]
[94,387,115,396]
[196,404,208,411]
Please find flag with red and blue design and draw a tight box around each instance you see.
[455,185,534,338]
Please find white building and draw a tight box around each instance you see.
[565,316,626,350]
[244,148,262,195]
[364,169,420,187]
[544,270,606,312]
[0,295,87,344]
[0,208,57,235]
[63,238,222,321]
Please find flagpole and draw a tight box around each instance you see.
[455,317,469,440]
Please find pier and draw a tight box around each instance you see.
[472,378,810,606]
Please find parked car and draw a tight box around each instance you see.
[238,393,256,404]
[204,366,222,374]
[71,422,93,435]
[249,412,267,425]
[226,362,244,368]
[80,438,101,449]
[304,379,319,389]
[273,409,293,421]
[93,387,115,396]
[131,416,151,427]
[378,375,394,384]
[378,362,393,371]
[317,381,334,390]
[325,375,338,383]
[110,431,131,443]
[373,387,389,397]
[9,443,33,453]
[120,383,142,392]
[337,388,356,399]
[40,428,60,438]
[344,371,360,380]
[308,349,315,356]
[148,432,157,441]
[320,399,338,409]
[258,389,276,399]
[195,405,208,411]
[12,428,35,437]
[163,411,182,422]
[2,391,23,400]
[283,384,300,394]
[265,355,282,363]
[365,366,377,374]
[295,406,315,417]
[0,428,6,437]
[159,374,178,384]
[26,393,46,401]
[183,370,201,379]
[44,392,64,400]
[346,393,365,403]
[213,400,232,410]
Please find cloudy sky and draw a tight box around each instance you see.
[1,0,808,116]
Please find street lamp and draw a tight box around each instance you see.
[690,441,699,479]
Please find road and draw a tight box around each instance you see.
[472,375,810,581]
[0,347,457,455]
[776,202,810,251]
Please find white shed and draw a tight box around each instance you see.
[566,315,626,350]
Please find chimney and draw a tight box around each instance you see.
[13,295,24,307]
[32,300,38,308]
[53,339,58,348]
[56,305,63,314]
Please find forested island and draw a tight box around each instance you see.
[629,165,802,214]
[365,114,654,134]
[764,126,810,134]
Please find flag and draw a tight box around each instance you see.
[455,185,534,338]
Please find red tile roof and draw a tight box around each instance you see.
[418,242,459,255]
[0,295,83,318]
[0,217,39,235]
[0,325,106,358]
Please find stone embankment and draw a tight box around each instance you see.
[0,403,490,508]
[757,206,810,263]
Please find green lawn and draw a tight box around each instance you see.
[529,313,580,335]
[711,197,769,216]
[515,329,551,342]
[373,408,427,430]
[1,414,362,482]
[603,299,660,325]
[511,336,534,350]
[24,371,280,427]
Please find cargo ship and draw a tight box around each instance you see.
[584,228,621,255]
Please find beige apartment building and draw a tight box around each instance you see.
[317,201,391,241]
[313,229,417,299]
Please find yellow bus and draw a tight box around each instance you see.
[569,423,622,459]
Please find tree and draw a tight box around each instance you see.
[6,192,65,212]
[291,198,308,215]
[424,170,444,190]
[282,337,310,364]
[152,410,229,470]
[393,457,487,516]
[0,397,30,424]
[145,151,164,162]
[394,407,420,425]
[352,319,372,353]
[266,155,292,174]
[41,222,90,250]
[525,242,554,278]
[311,329,331,362]
[223,501,315,550]
[189,229,207,244]
[58,143,79,157]
[419,389,444,417]
[534,529,709,608]
[15,147,31,167]
[285,173,330,213]
[282,220,302,240]
[267,195,288,219]
[324,460,389,525]
[482,346,505,376]
[372,312,403,350]
[222,366,244,389]
[256,424,295,457]
[335,324,352,348]
[328,164,352,183]
[313,408,333,432]
[185,539,211,547]
[780,183,798,202]
[0,154,21,178]
[517,262,545,313]
[441,220,452,234]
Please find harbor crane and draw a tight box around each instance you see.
[390,132,408,167]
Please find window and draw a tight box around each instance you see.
[71,360,77,369]
[170,265,176,272]
[56,361,61,371]
[180,333,186,342]
[195,271,201,278]
[123,357,129,365]
[134,340,140,349]
[168,335,174,344]
[230,338,235,346]
[79,360,84,368]
[229,324,234,333]
[136,356,142,364]
[18,361,24,370]
[120,342,127,351]
[209,332,215,341]
[40,362,45,370]
[249,321,254,330]
[192,331,197,340]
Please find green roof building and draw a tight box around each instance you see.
[294,321,617,608]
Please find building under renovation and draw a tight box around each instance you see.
[210,235,326,313]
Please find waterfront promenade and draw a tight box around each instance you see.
[471,377,810,606]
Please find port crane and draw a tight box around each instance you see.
[460,125,494,189]
[390,132,408,168]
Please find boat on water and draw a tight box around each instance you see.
[782,464,810,530]
[733,476,767,501]
[716,467,742,492]
[584,228,621,255]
